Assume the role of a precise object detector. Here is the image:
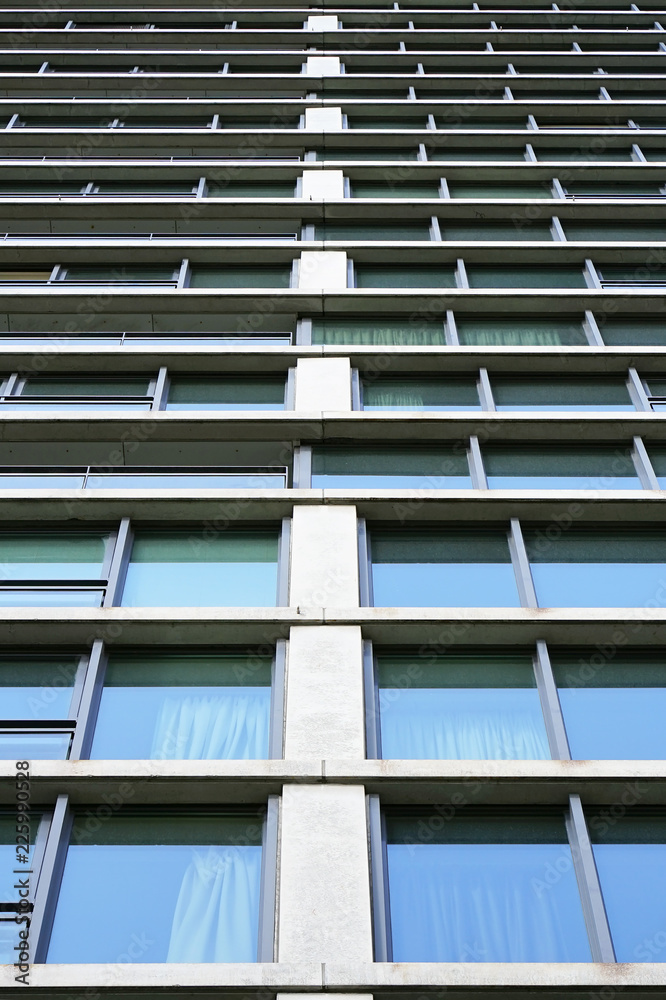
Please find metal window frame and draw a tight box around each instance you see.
[534,639,571,760]
[367,793,392,961]
[277,516,292,607]
[103,517,134,608]
[257,794,280,961]
[32,794,73,963]
[269,640,287,760]
[358,517,373,607]
[68,639,107,760]
[508,517,538,609]
[363,639,381,759]
[566,793,616,962]
[292,444,312,489]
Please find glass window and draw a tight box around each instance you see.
[564,223,666,241]
[491,377,634,411]
[312,319,446,346]
[482,444,641,490]
[600,320,666,347]
[351,181,440,198]
[0,533,110,607]
[552,654,666,760]
[386,812,591,962]
[370,529,520,607]
[598,265,666,287]
[166,377,285,411]
[188,267,291,288]
[564,182,665,197]
[465,266,586,289]
[0,813,39,964]
[439,116,528,129]
[429,148,528,161]
[3,377,153,411]
[312,446,471,488]
[61,267,178,285]
[533,146,633,162]
[0,183,83,195]
[447,182,551,198]
[376,652,550,760]
[92,183,197,195]
[349,116,427,129]
[590,814,666,962]
[317,224,431,241]
[90,652,272,760]
[85,470,286,490]
[456,317,588,347]
[355,266,455,288]
[207,181,295,197]
[440,221,553,241]
[0,655,79,760]
[47,813,263,963]
[524,530,666,607]
[646,447,666,487]
[361,376,480,410]
[121,530,279,607]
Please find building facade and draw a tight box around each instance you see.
[0,0,666,997]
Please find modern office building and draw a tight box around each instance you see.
[0,0,666,997]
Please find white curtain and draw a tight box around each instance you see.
[388,844,590,962]
[150,691,270,760]
[167,846,262,962]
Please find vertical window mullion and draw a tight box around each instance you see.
[257,794,279,961]
[103,517,133,608]
[565,793,616,963]
[358,517,373,607]
[268,640,286,759]
[363,640,381,759]
[151,365,169,411]
[277,516,291,606]
[477,367,495,411]
[32,794,73,964]
[627,366,651,411]
[534,639,571,760]
[468,434,488,489]
[508,518,538,608]
[293,444,312,489]
[367,793,392,961]
[350,368,362,410]
[68,639,107,760]
[632,434,660,490]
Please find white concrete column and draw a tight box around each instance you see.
[278,784,373,962]
[289,505,359,608]
[304,106,343,130]
[306,14,339,29]
[305,55,341,75]
[298,251,347,290]
[294,357,351,410]
[285,625,365,758]
[301,169,345,200]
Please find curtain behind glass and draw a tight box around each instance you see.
[151,691,270,759]
[312,320,446,346]
[457,319,587,346]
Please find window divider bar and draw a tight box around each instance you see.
[584,310,604,347]
[550,215,567,242]
[69,639,107,760]
[534,639,571,760]
[152,366,169,411]
[285,366,296,410]
[177,257,190,289]
[445,309,459,346]
[367,793,392,962]
[566,793,616,963]
[468,435,487,490]
[477,367,495,411]
[103,517,133,608]
[358,517,372,607]
[295,318,312,346]
[277,516,291,607]
[3,373,19,397]
[293,444,312,489]
[269,640,287,759]
[632,435,660,490]
[627,367,651,411]
[32,794,73,964]
[257,794,279,962]
[350,368,362,410]
[455,257,468,288]
[509,518,538,609]
[363,639,380,759]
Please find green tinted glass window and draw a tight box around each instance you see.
[440,222,552,241]
[312,319,446,346]
[600,320,666,346]
[355,266,455,288]
[466,267,586,289]
[189,267,291,288]
[166,377,285,410]
[351,181,440,198]
[457,317,587,346]
[492,377,633,411]
[317,224,430,240]
[362,377,479,410]
[448,182,550,198]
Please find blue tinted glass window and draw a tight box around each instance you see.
[386,813,591,962]
[312,448,471,488]
[590,815,666,962]
[377,654,550,759]
[90,653,272,760]
[0,814,38,963]
[47,814,262,963]
[370,530,520,607]
[483,446,641,490]
[525,531,666,607]
[552,655,666,759]
[645,448,666,488]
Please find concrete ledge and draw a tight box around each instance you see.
[324,963,666,989]
[0,963,322,991]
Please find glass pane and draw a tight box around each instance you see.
[94,183,196,195]
[457,317,587,347]
[590,814,666,962]
[552,655,666,760]
[466,267,586,289]
[312,319,445,346]
[601,320,666,346]
[492,377,633,411]
[648,448,666,488]
[386,813,591,962]
[0,590,104,607]
[207,182,295,197]
[0,733,71,759]
[86,472,285,489]
[525,531,666,607]
[317,224,430,241]
[0,533,108,580]
[356,266,455,288]
[564,223,666,241]
[166,378,285,410]
[429,148,527,160]
[0,474,86,488]
[47,813,262,963]
[448,183,550,198]
[0,656,78,719]
[483,445,641,489]
[377,653,550,759]
[0,402,151,412]
[62,267,177,283]
[121,531,279,607]
[312,447,470,488]
[0,813,38,964]
[20,378,150,397]
[441,222,552,241]
[90,653,272,760]
[362,377,480,410]
[352,182,440,198]
[189,267,291,288]
[370,530,520,607]
[534,146,632,162]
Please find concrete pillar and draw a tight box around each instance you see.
[297,251,348,290]
[289,505,359,608]
[304,106,343,130]
[278,784,373,962]
[285,625,365,758]
[306,14,339,29]
[305,55,341,75]
[294,357,351,410]
[301,169,345,200]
